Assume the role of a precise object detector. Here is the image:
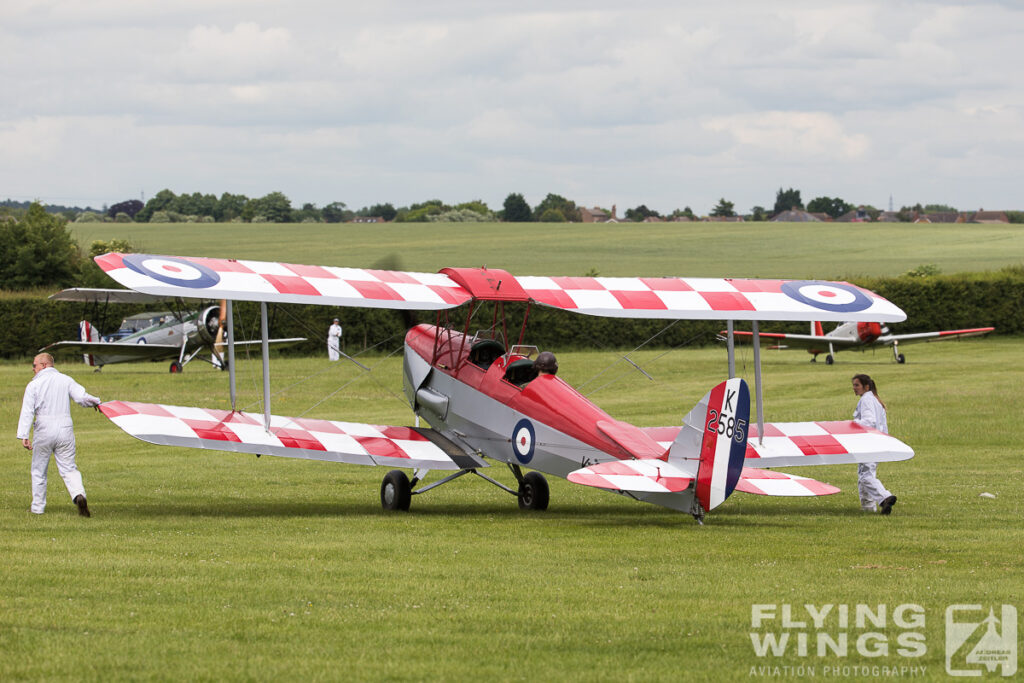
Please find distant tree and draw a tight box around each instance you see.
[533,193,580,222]
[749,206,768,221]
[321,201,351,223]
[773,187,803,215]
[710,198,736,217]
[502,193,531,222]
[923,204,957,213]
[366,203,397,221]
[0,202,81,289]
[429,208,493,222]
[74,211,103,222]
[807,196,853,219]
[625,205,660,222]
[78,238,135,287]
[395,200,445,222]
[293,202,322,223]
[107,199,143,219]
[214,193,248,222]
[136,189,178,222]
[1006,211,1024,224]
[244,191,292,223]
[455,200,491,216]
[538,208,566,222]
[669,207,696,220]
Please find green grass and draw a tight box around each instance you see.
[2,337,1020,681]
[70,220,1024,279]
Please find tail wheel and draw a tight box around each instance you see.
[169,361,183,373]
[381,470,412,511]
[518,471,549,511]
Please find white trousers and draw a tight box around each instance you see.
[328,340,340,361]
[30,423,85,513]
[857,462,892,511]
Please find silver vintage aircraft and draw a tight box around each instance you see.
[42,287,304,372]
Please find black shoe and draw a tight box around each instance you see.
[74,495,91,518]
[879,495,897,515]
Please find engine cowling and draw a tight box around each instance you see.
[197,305,221,344]
[857,322,882,343]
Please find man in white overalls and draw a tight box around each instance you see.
[17,353,101,516]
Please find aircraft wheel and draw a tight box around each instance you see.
[896,353,906,364]
[825,355,834,365]
[518,471,549,511]
[169,361,183,373]
[380,470,411,511]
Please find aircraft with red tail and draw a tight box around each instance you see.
[93,253,914,523]
[727,320,994,365]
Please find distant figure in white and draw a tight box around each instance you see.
[328,317,343,361]
[17,353,100,517]
[851,373,897,515]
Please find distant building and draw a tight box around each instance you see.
[969,210,1009,224]
[351,216,386,223]
[580,207,609,223]
[913,211,965,223]
[704,215,745,222]
[835,206,872,222]
[770,208,821,222]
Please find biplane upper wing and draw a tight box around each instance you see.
[49,287,168,304]
[99,401,486,470]
[96,253,906,323]
[41,340,180,358]
[642,420,913,468]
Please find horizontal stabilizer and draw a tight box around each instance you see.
[50,287,167,304]
[642,420,914,468]
[735,468,840,496]
[567,459,695,494]
[42,340,179,357]
[99,400,486,470]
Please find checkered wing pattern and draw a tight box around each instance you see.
[567,459,696,494]
[99,401,476,470]
[96,253,472,310]
[643,421,914,468]
[516,276,905,322]
[735,468,840,496]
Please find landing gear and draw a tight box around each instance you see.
[825,355,834,365]
[380,470,412,511]
[518,471,550,511]
[896,353,905,364]
[169,361,183,373]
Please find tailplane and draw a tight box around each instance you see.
[668,378,750,517]
[80,320,100,366]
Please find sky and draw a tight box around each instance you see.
[2,0,1023,215]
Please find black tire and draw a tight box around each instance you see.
[380,470,411,511]
[825,355,834,365]
[169,361,183,373]
[896,353,906,364]
[518,471,549,511]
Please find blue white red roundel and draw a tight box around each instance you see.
[123,254,221,289]
[511,419,536,464]
[780,281,871,314]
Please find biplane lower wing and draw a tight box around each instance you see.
[99,401,486,470]
[642,421,913,468]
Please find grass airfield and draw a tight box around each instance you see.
[1,337,1020,680]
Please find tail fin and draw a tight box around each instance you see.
[812,321,824,336]
[668,378,750,512]
[79,320,100,366]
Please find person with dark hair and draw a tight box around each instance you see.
[17,353,100,516]
[534,351,558,376]
[852,373,897,515]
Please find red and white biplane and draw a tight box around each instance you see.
[727,320,994,364]
[95,253,914,522]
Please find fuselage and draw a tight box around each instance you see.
[403,324,666,479]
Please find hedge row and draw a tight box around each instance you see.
[3,268,1021,360]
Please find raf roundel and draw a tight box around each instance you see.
[780,280,872,314]
[123,254,221,289]
[511,418,536,464]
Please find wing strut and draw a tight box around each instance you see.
[226,300,237,411]
[752,320,764,446]
[260,302,271,431]
[726,320,736,378]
